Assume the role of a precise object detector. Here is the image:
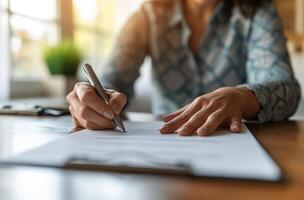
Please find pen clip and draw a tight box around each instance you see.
[83,63,110,102]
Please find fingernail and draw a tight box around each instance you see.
[160,125,169,133]
[112,103,120,114]
[232,125,240,132]
[179,127,189,135]
[102,112,114,120]
[199,128,208,136]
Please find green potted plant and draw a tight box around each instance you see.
[44,40,83,76]
[43,40,83,96]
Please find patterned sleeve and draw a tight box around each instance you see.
[101,6,149,98]
[243,3,301,122]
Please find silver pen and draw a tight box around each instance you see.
[83,63,126,133]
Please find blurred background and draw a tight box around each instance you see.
[0,0,304,115]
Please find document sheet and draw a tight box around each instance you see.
[3,121,282,181]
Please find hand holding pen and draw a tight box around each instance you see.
[66,64,127,132]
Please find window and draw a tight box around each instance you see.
[74,0,116,68]
[74,0,144,72]
[0,1,10,100]
[0,0,144,98]
[1,0,58,80]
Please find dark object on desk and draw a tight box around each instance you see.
[0,104,69,116]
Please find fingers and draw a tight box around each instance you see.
[162,105,188,123]
[177,107,212,136]
[197,109,226,136]
[160,101,201,134]
[67,83,118,130]
[70,103,115,130]
[109,92,127,115]
[229,116,242,133]
[75,83,115,120]
[78,118,110,130]
[72,117,81,128]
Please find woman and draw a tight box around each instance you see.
[67,0,301,136]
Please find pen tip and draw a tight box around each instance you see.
[121,126,127,133]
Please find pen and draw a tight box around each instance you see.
[83,63,126,133]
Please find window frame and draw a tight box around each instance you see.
[0,0,71,98]
[0,4,10,100]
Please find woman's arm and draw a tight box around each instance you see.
[242,3,301,122]
[66,6,150,130]
[101,6,150,99]
[159,3,301,136]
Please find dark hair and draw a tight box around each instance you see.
[223,0,272,18]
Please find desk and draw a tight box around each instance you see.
[0,114,303,200]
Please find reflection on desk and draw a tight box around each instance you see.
[0,115,72,160]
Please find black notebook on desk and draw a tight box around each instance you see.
[0,104,69,116]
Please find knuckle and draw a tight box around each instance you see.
[210,100,221,109]
[113,93,127,105]
[79,106,89,119]
[194,97,203,105]
[75,82,83,90]
[179,114,189,121]
[192,111,204,119]
[119,93,127,104]
[183,123,194,130]
[69,106,73,114]
[211,98,229,109]
[66,91,75,103]
[66,93,71,103]
[198,96,208,103]
[79,89,94,103]
[209,114,220,122]
[94,103,107,113]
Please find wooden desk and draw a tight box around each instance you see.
[0,114,303,200]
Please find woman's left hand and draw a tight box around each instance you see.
[160,87,260,136]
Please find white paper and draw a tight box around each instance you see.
[3,121,282,181]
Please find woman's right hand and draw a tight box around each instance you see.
[66,82,127,130]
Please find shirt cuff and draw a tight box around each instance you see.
[237,84,271,123]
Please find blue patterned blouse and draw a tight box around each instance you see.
[102,0,301,122]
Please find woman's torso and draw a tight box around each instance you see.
[143,0,250,115]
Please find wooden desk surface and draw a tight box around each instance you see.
[0,114,303,200]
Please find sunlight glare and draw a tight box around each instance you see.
[74,0,98,23]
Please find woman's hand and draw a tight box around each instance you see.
[66,82,127,130]
[160,87,260,136]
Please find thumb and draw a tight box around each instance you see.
[109,92,127,115]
